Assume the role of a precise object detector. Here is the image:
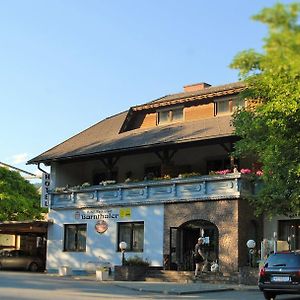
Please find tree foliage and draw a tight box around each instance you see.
[230,2,300,217]
[0,166,46,221]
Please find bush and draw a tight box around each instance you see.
[124,255,150,267]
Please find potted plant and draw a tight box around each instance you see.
[114,255,150,281]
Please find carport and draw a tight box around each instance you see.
[0,220,50,266]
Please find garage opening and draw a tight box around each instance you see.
[0,220,49,270]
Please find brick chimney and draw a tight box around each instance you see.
[183,82,211,93]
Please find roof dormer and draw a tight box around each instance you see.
[119,82,246,133]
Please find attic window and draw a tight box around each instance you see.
[215,98,245,115]
[232,98,245,111]
[157,107,183,125]
[215,100,229,115]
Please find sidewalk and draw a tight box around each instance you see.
[68,274,258,295]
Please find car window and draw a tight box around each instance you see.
[266,253,300,267]
[17,251,27,257]
[10,251,19,257]
[3,251,10,257]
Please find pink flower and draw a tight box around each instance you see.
[256,170,263,176]
[215,169,231,175]
[240,168,252,174]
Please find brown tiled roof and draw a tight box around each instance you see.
[28,111,128,164]
[28,115,234,164]
[28,82,244,164]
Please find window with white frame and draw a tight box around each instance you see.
[215,98,245,115]
[157,107,183,125]
[64,224,87,252]
[117,222,144,252]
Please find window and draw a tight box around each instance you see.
[232,98,245,112]
[93,171,118,185]
[64,224,87,252]
[118,222,144,252]
[215,98,245,115]
[157,107,183,125]
[172,107,183,121]
[278,220,300,250]
[206,158,231,174]
[266,253,300,267]
[158,110,169,124]
[215,100,229,115]
[144,165,161,179]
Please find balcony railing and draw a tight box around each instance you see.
[50,173,253,209]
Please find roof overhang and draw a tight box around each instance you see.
[30,134,240,165]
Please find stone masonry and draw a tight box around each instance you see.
[164,199,258,273]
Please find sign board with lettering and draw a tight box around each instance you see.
[41,173,50,207]
[74,209,119,220]
[74,208,132,221]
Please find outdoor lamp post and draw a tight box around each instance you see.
[119,241,127,265]
[246,239,256,267]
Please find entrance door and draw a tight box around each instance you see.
[176,220,219,271]
[181,227,199,270]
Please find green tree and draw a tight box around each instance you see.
[0,166,46,221]
[230,2,300,217]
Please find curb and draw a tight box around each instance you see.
[113,284,235,295]
[233,285,259,292]
[164,288,234,295]
[49,274,258,294]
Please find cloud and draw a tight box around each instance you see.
[12,153,28,164]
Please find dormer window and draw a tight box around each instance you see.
[215,98,245,115]
[157,107,183,125]
[215,100,230,115]
[232,98,245,111]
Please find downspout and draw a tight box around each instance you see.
[38,163,48,174]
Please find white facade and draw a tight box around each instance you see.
[46,204,164,273]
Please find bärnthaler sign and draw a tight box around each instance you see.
[74,208,132,220]
[75,209,119,220]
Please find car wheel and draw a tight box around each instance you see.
[29,262,39,272]
[0,263,2,270]
[263,291,276,300]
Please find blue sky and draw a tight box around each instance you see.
[0,0,294,176]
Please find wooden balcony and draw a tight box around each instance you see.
[50,173,253,209]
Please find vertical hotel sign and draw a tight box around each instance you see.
[41,173,50,207]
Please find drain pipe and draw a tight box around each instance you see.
[38,163,48,174]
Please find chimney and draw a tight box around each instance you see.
[183,82,211,93]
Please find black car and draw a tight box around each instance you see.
[258,251,300,299]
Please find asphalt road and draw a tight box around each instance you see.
[0,271,300,300]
